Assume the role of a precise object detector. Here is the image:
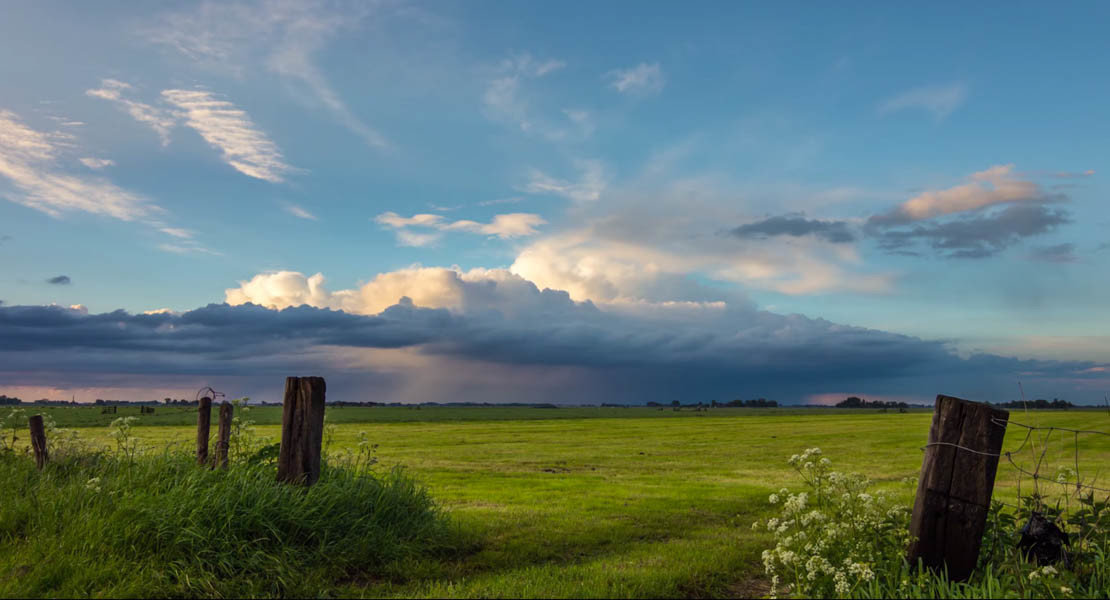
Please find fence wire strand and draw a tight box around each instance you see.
[920,412,1110,511]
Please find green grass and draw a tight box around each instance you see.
[3,406,1109,598]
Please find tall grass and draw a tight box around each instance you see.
[0,447,468,597]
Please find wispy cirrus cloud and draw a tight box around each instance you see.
[521,159,606,203]
[79,157,115,170]
[143,0,389,149]
[0,109,161,222]
[161,89,295,183]
[878,82,968,120]
[606,62,665,95]
[86,79,177,145]
[482,52,591,141]
[283,203,318,221]
[0,109,212,256]
[374,211,547,247]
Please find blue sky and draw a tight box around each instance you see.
[1,1,1107,404]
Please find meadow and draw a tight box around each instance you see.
[3,404,1109,598]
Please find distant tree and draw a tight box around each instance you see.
[671,400,680,408]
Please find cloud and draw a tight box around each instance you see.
[86,79,177,145]
[522,159,606,203]
[161,89,295,182]
[878,83,968,120]
[482,53,587,141]
[867,165,1072,258]
[1028,243,1078,264]
[374,211,546,246]
[0,109,162,222]
[731,213,856,243]
[144,0,388,149]
[79,157,115,170]
[606,62,665,95]
[3,277,1107,404]
[874,204,1070,259]
[871,165,1058,225]
[46,275,71,285]
[283,203,318,221]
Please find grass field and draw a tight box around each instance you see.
[4,405,1110,598]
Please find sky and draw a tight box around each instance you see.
[1,0,1108,405]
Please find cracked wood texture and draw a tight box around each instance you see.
[907,394,1009,581]
[277,376,326,485]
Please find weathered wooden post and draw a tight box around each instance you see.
[196,396,212,465]
[277,376,326,485]
[215,401,233,469]
[908,394,1009,581]
[28,415,48,469]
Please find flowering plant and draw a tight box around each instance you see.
[754,448,912,598]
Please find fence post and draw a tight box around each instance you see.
[215,401,232,469]
[277,376,326,485]
[907,394,1009,581]
[28,415,48,469]
[196,396,212,465]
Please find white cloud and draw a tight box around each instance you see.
[374,211,546,246]
[878,83,968,120]
[522,159,606,203]
[0,109,160,222]
[162,89,294,183]
[874,164,1054,224]
[283,203,318,221]
[144,1,389,149]
[606,62,665,95]
[483,53,587,141]
[86,79,177,145]
[79,157,115,170]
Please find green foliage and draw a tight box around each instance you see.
[0,447,465,597]
[755,448,913,597]
[760,448,1110,599]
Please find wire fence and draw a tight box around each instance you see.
[922,413,1110,513]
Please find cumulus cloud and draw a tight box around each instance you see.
[606,62,665,95]
[86,79,177,145]
[0,109,162,222]
[878,82,968,120]
[3,286,1106,404]
[46,275,71,285]
[374,211,546,246]
[868,165,1071,258]
[162,89,294,182]
[731,213,856,243]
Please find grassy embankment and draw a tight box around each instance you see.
[3,405,1108,597]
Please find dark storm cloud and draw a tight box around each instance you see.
[1028,243,1078,263]
[730,214,855,243]
[871,204,1070,259]
[46,275,71,285]
[1,300,1106,404]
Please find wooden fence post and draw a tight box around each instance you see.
[907,394,1009,581]
[277,376,326,485]
[196,396,212,465]
[215,401,232,469]
[28,415,48,469]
